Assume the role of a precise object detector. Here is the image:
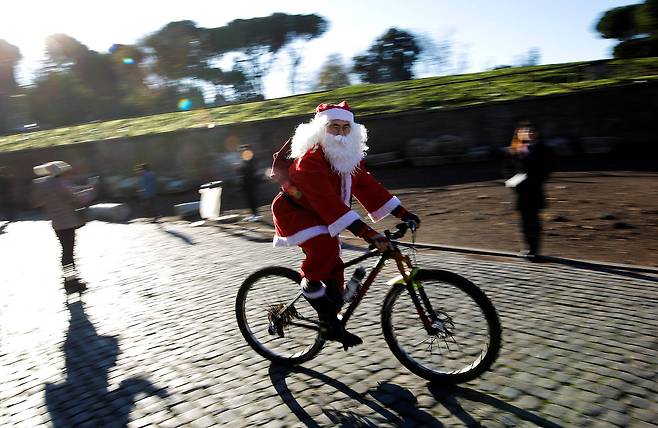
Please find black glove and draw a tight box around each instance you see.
[347,219,392,252]
[393,206,421,229]
[363,229,393,252]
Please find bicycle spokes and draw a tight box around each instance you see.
[382,269,501,383]
[236,267,325,365]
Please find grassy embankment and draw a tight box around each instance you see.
[1,57,657,153]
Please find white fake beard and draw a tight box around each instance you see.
[290,118,369,175]
[320,125,369,175]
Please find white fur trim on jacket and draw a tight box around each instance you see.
[273,225,328,247]
[368,196,401,222]
[328,210,361,237]
[341,174,352,205]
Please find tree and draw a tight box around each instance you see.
[414,34,453,77]
[0,40,21,94]
[352,28,422,83]
[0,39,22,132]
[314,54,351,90]
[141,20,209,83]
[206,13,328,99]
[286,42,305,95]
[33,34,167,124]
[28,72,95,126]
[44,34,90,69]
[596,5,641,41]
[515,47,541,67]
[595,0,658,58]
[636,0,658,34]
[141,14,327,101]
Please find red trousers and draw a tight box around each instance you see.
[299,233,344,290]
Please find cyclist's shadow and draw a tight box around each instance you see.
[45,301,168,427]
[428,383,564,428]
[269,364,564,427]
[269,364,440,427]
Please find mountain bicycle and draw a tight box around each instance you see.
[235,222,502,384]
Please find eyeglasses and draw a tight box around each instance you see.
[327,124,351,134]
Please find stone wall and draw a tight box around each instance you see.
[2,81,656,207]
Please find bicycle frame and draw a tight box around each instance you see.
[340,243,438,334]
[273,230,440,335]
[274,249,390,330]
[339,249,386,324]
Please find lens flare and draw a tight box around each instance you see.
[178,99,192,111]
[122,58,134,65]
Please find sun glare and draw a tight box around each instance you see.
[0,6,57,56]
[1,4,111,83]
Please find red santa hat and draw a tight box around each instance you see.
[314,101,354,122]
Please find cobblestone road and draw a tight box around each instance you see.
[1,220,656,427]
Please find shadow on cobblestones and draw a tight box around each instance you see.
[44,302,168,427]
[540,257,658,282]
[367,382,442,427]
[214,222,274,243]
[428,383,564,428]
[268,364,401,427]
[155,223,196,245]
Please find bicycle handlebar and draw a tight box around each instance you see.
[366,221,417,252]
[385,221,417,241]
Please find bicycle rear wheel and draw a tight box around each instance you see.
[382,269,501,384]
[236,266,324,365]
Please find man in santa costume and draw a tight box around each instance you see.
[271,101,420,349]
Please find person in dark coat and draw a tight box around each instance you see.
[504,121,554,259]
[239,144,260,221]
[0,166,15,223]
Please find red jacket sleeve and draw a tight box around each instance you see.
[352,161,400,222]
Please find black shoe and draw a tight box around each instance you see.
[339,330,363,351]
[320,321,363,350]
[64,277,87,294]
[304,289,362,350]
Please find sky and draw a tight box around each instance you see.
[0,0,637,100]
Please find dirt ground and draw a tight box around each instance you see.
[363,171,658,267]
[218,161,658,268]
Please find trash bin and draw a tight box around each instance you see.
[199,181,223,220]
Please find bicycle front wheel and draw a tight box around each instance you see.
[236,266,324,365]
[382,269,501,384]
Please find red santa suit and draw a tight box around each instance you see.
[272,146,400,284]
